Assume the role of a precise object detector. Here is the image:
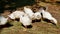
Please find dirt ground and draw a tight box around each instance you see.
[0,2,60,34]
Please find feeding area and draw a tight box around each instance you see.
[0,0,60,34]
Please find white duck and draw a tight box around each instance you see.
[39,7,57,25]
[0,16,8,25]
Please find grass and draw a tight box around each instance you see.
[0,20,60,34]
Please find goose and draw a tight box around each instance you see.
[24,7,35,20]
[34,11,41,20]
[8,11,25,20]
[39,7,57,25]
[20,14,32,27]
[0,16,8,25]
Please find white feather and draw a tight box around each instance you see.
[8,11,25,19]
[20,14,32,26]
[34,12,41,19]
[24,7,35,20]
[0,16,8,25]
[39,8,57,24]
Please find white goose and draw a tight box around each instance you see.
[20,13,32,28]
[34,11,41,20]
[24,7,35,20]
[39,7,57,25]
[0,16,8,25]
[8,11,25,19]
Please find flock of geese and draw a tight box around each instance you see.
[0,6,57,28]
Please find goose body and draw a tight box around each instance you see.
[0,16,8,25]
[39,8,57,25]
[8,11,25,19]
[20,14,32,26]
[24,7,35,20]
[34,12,41,20]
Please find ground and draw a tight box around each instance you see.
[0,2,60,34]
